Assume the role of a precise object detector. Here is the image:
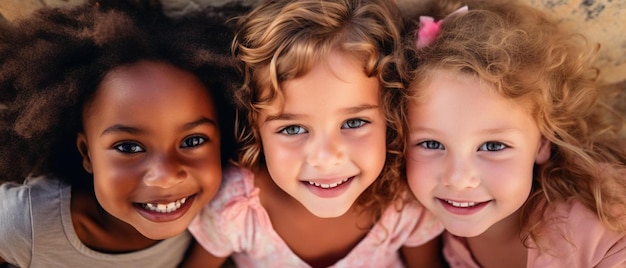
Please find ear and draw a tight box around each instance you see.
[76,133,93,174]
[535,137,551,164]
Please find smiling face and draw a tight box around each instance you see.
[257,51,387,218]
[405,70,550,237]
[77,60,222,240]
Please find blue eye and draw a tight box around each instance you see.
[479,142,507,151]
[279,125,306,135]
[114,142,145,153]
[417,140,444,150]
[181,136,207,148]
[341,119,367,129]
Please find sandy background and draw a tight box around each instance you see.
[1,0,624,116]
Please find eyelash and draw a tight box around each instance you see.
[416,140,508,152]
[342,118,368,129]
[417,140,444,150]
[114,142,145,153]
[478,141,507,151]
[278,125,306,135]
[277,118,369,136]
[113,135,208,153]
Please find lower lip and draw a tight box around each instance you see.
[134,195,195,222]
[303,177,354,198]
[438,198,489,216]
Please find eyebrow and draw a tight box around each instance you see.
[410,126,524,135]
[263,104,379,123]
[100,117,217,136]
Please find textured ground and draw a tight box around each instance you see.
[1,0,624,117]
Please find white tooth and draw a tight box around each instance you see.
[342,178,349,182]
[329,182,338,188]
[142,196,190,213]
[308,181,314,185]
[314,182,321,187]
[320,184,330,188]
[446,200,477,208]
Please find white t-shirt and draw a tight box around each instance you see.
[0,177,191,268]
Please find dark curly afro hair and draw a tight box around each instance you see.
[0,0,244,185]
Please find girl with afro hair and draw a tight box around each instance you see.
[0,0,240,266]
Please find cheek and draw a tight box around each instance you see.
[261,137,299,169]
[93,167,138,196]
[483,159,533,198]
[195,164,222,200]
[260,140,297,183]
[405,152,436,198]
[349,126,387,165]
[90,153,142,197]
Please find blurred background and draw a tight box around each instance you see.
[1,0,624,119]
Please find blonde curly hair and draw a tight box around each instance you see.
[232,0,410,222]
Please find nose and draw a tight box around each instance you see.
[306,132,345,169]
[441,154,480,189]
[143,153,186,188]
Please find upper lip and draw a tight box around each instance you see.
[438,197,488,204]
[303,175,354,184]
[136,193,194,204]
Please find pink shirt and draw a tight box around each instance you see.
[443,200,626,267]
[189,166,443,267]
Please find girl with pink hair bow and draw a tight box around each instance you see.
[405,0,626,267]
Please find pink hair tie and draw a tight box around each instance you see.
[416,5,468,49]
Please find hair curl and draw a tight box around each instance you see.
[407,0,626,242]
[0,0,241,186]
[231,0,410,222]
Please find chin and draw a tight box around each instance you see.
[445,224,489,238]
[305,203,351,218]
[140,226,186,240]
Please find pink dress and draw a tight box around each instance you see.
[189,166,443,267]
[443,200,626,267]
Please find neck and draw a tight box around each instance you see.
[71,187,158,253]
[466,209,527,268]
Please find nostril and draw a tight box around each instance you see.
[143,161,186,188]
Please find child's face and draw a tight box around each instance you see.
[257,52,387,218]
[405,70,550,237]
[77,61,222,240]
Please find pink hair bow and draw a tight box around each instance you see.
[416,5,468,49]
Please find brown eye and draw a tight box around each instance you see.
[114,142,144,153]
[181,136,207,148]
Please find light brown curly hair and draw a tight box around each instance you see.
[406,0,626,244]
[231,0,410,222]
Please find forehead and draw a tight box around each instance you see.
[267,52,380,115]
[410,70,537,131]
[84,60,216,119]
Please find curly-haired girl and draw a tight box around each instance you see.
[185,0,444,267]
[404,0,626,267]
[0,0,239,266]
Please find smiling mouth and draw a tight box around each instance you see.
[139,196,190,213]
[307,177,351,189]
[444,199,481,208]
